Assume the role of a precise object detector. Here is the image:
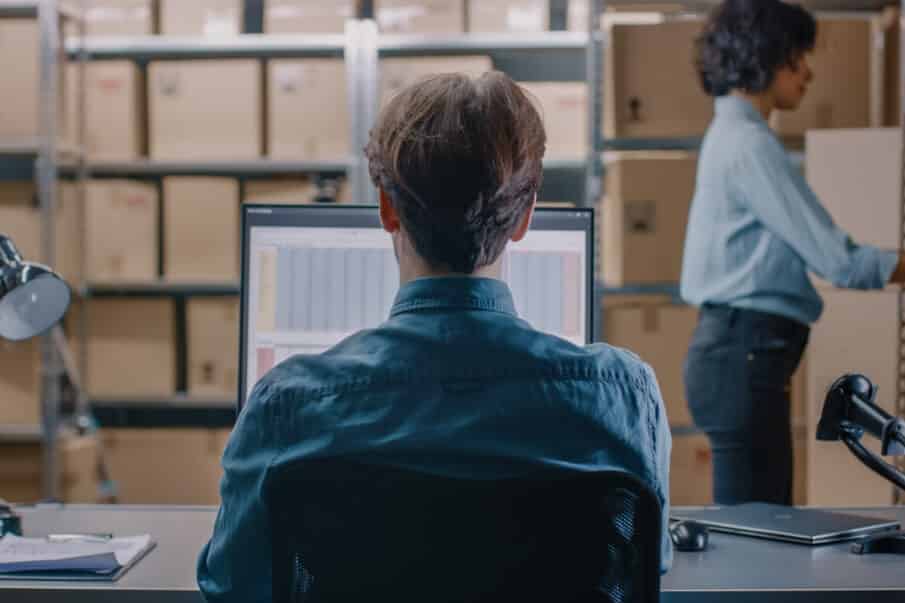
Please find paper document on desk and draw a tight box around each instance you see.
[0,534,153,575]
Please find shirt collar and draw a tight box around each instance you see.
[389,277,518,318]
[715,94,766,125]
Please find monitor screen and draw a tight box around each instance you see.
[239,205,594,407]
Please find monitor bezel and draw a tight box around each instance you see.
[238,203,595,411]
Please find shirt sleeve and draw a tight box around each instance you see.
[641,363,673,574]
[197,384,284,603]
[734,132,898,290]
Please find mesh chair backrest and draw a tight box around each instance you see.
[269,459,661,603]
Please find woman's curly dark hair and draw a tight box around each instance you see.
[696,0,817,97]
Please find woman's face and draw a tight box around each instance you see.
[771,53,813,111]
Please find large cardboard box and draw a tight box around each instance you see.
[268,59,349,161]
[149,60,262,160]
[380,56,493,106]
[770,16,880,138]
[603,303,698,427]
[600,152,696,286]
[0,433,100,504]
[604,17,711,139]
[82,299,177,398]
[264,0,355,33]
[84,179,158,283]
[244,178,319,204]
[670,433,712,506]
[0,20,68,144]
[518,82,587,158]
[163,177,240,282]
[67,61,144,160]
[376,0,465,34]
[159,0,243,36]
[81,0,154,36]
[806,128,900,251]
[101,429,230,504]
[0,339,40,425]
[468,0,549,32]
[188,297,240,397]
[806,289,899,506]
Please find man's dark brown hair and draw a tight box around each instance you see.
[366,71,547,274]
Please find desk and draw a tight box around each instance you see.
[1,505,904,602]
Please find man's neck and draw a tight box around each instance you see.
[731,89,774,121]
[398,259,502,286]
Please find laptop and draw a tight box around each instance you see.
[672,503,900,545]
[238,204,595,409]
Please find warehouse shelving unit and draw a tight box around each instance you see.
[0,0,86,501]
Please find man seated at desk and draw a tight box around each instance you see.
[197,71,672,602]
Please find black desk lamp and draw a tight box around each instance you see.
[0,233,72,536]
[818,374,905,555]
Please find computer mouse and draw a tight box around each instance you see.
[670,520,709,552]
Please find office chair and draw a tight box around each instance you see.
[268,458,662,603]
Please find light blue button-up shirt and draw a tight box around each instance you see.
[681,95,898,325]
[197,277,672,602]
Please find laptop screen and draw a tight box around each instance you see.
[239,204,594,408]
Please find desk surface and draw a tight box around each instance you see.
[1,505,904,602]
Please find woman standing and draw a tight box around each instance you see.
[681,0,905,505]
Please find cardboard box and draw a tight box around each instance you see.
[376,0,465,34]
[670,433,712,506]
[83,179,158,283]
[518,82,587,159]
[149,60,262,160]
[0,20,68,144]
[380,56,493,106]
[81,0,154,36]
[806,289,899,506]
[244,178,319,204]
[268,59,349,161]
[0,339,40,425]
[0,182,82,286]
[806,128,900,251]
[882,8,899,127]
[0,433,100,504]
[604,17,711,139]
[67,61,144,160]
[264,0,355,33]
[159,0,243,36]
[603,303,698,427]
[600,152,696,286]
[468,0,549,32]
[163,177,240,282]
[81,299,177,398]
[188,297,240,397]
[770,16,880,138]
[101,429,230,504]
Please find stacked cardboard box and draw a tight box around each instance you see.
[268,59,349,161]
[187,298,240,397]
[0,433,100,504]
[380,56,493,107]
[244,178,320,205]
[0,338,41,426]
[148,60,262,160]
[83,179,159,283]
[670,433,713,506]
[163,177,240,282]
[599,152,697,286]
[468,0,549,33]
[803,128,900,506]
[159,0,244,36]
[375,0,466,34]
[81,0,154,36]
[77,298,177,398]
[517,82,587,158]
[264,0,354,33]
[101,429,230,504]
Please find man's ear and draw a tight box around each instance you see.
[378,188,401,234]
[510,194,537,243]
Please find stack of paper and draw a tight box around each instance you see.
[0,535,154,577]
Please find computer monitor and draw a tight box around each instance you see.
[239,204,594,408]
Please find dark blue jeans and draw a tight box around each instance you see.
[683,304,809,505]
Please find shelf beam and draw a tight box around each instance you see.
[65,159,351,178]
[66,34,346,60]
[83,282,240,298]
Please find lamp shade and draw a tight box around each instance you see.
[0,235,71,342]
